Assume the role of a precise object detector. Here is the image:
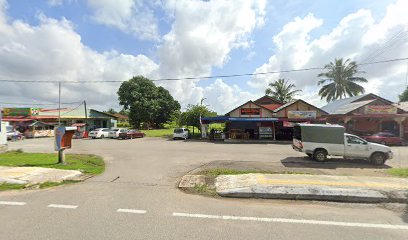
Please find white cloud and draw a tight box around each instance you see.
[0,0,266,114]
[0,9,158,110]
[156,0,266,112]
[251,0,408,106]
[48,0,63,6]
[87,0,159,41]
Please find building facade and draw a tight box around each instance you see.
[322,93,408,139]
[202,96,327,140]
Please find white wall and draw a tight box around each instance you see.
[0,121,7,147]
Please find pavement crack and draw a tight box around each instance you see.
[111,176,120,182]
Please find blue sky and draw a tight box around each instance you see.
[0,0,407,113]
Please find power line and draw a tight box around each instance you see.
[0,101,82,106]
[0,57,407,83]
[60,102,84,116]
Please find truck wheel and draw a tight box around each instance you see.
[370,152,385,165]
[313,150,327,162]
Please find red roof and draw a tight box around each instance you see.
[261,104,283,111]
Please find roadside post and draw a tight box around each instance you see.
[54,126,76,164]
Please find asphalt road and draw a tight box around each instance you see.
[1,137,407,240]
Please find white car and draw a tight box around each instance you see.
[173,128,190,140]
[89,128,111,139]
[292,124,393,165]
[108,128,127,138]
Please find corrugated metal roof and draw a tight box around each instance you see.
[331,99,375,114]
[321,94,369,114]
[273,100,296,112]
[395,102,408,112]
[261,103,283,111]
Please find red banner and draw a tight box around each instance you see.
[240,108,260,115]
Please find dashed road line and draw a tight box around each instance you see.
[0,201,27,206]
[117,208,147,214]
[172,212,408,230]
[48,204,78,209]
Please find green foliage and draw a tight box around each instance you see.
[117,122,131,128]
[387,168,408,178]
[0,152,105,175]
[265,78,301,103]
[399,87,408,102]
[0,183,25,191]
[318,58,367,102]
[117,76,180,128]
[105,108,117,115]
[180,104,217,131]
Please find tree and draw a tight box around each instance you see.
[265,78,301,103]
[105,108,117,115]
[180,104,217,132]
[117,76,180,128]
[399,87,408,102]
[318,58,367,102]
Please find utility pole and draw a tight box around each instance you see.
[58,81,61,126]
[84,100,88,133]
[57,81,65,164]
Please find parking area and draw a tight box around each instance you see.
[6,137,408,184]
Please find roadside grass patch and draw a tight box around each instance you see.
[39,180,81,189]
[0,183,25,191]
[0,152,105,175]
[191,184,217,197]
[387,168,408,178]
[197,168,307,177]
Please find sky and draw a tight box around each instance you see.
[0,0,407,114]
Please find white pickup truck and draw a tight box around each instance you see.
[292,124,393,165]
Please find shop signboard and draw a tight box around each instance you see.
[240,108,260,115]
[287,111,316,119]
[3,108,40,116]
[283,121,310,127]
[365,105,397,114]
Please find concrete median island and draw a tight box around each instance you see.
[0,150,105,191]
[179,159,408,203]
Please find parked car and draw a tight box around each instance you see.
[108,128,127,139]
[88,128,111,139]
[173,128,190,140]
[361,132,403,146]
[292,124,393,165]
[118,129,145,139]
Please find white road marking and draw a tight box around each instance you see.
[172,212,408,230]
[0,201,27,206]
[117,209,147,214]
[48,204,78,209]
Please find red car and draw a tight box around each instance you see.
[118,129,145,139]
[362,132,403,146]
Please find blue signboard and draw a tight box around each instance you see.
[54,127,65,151]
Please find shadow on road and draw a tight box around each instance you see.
[280,157,391,169]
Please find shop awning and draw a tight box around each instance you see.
[201,116,278,123]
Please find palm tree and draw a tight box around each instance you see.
[265,78,302,103]
[318,58,367,102]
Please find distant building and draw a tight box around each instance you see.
[1,107,117,137]
[113,113,130,127]
[322,93,408,139]
[202,95,327,140]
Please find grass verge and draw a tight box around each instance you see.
[386,168,408,178]
[0,151,105,175]
[0,151,105,191]
[197,168,307,177]
[0,183,26,191]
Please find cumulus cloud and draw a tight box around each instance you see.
[87,0,159,41]
[0,0,265,114]
[251,0,408,106]
[157,0,266,112]
[0,8,158,110]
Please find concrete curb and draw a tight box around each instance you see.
[215,174,408,203]
[217,185,408,203]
